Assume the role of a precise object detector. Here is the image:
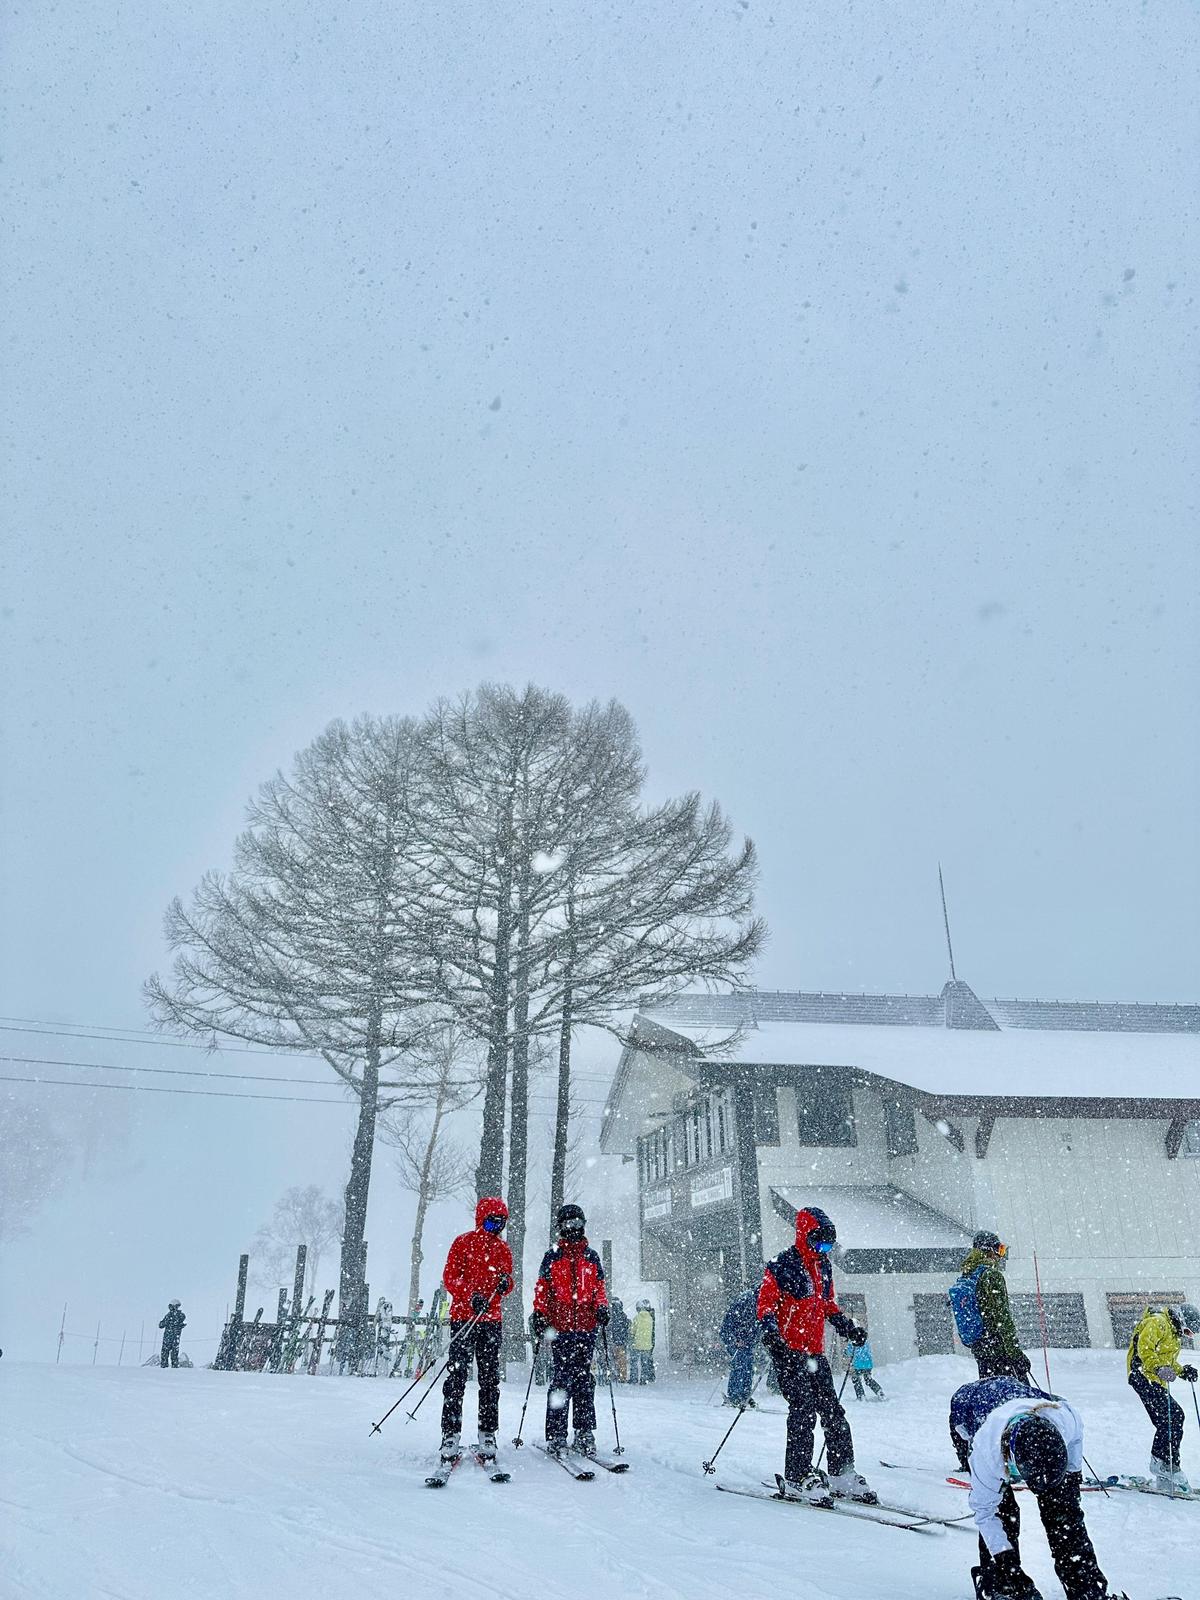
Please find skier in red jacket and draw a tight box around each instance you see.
[757,1205,875,1506]
[439,1196,514,1464]
[531,1203,609,1457]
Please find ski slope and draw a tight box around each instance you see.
[3,1351,1194,1600]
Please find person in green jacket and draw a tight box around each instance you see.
[956,1233,1032,1381]
[1126,1302,1200,1492]
[629,1300,656,1383]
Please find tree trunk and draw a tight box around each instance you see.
[549,978,574,1244]
[503,888,532,1359]
[408,1095,447,1318]
[475,803,515,1197]
[339,1028,380,1356]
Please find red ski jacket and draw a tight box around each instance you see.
[442,1197,514,1324]
[533,1237,608,1333]
[757,1206,845,1355]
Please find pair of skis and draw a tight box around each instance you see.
[532,1442,630,1480]
[881,1458,1200,1503]
[715,1473,963,1535]
[425,1449,511,1488]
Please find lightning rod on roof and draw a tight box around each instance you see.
[938,863,957,982]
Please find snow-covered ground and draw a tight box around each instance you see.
[3,1351,1195,1600]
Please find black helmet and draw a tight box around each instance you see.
[557,1203,586,1237]
[973,1231,1006,1256]
[804,1207,837,1251]
[1008,1415,1068,1494]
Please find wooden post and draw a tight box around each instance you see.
[56,1303,67,1364]
[234,1254,249,1321]
[292,1244,307,1312]
[92,1321,101,1365]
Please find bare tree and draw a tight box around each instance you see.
[146,716,434,1328]
[250,1185,344,1300]
[378,1025,484,1316]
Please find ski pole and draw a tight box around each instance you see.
[1167,1385,1176,1498]
[1191,1377,1200,1434]
[815,1365,853,1473]
[601,1329,624,1455]
[512,1330,541,1449]
[702,1404,746,1475]
[1080,1453,1112,1499]
[404,1285,507,1426]
[369,1295,494,1436]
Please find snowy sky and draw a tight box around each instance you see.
[2,1,1198,1358]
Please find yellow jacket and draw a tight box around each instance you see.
[630,1309,655,1352]
[1127,1307,1184,1387]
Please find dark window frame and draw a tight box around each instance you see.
[794,1069,857,1148]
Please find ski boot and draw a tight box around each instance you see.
[439,1430,461,1463]
[476,1431,498,1463]
[1151,1456,1190,1493]
[825,1467,879,1505]
[778,1470,835,1507]
[544,1436,567,1458]
[572,1428,597,1457]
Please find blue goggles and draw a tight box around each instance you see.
[482,1215,506,1233]
[814,1240,834,1254]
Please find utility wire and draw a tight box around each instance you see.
[0,1074,347,1104]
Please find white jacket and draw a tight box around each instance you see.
[960,1396,1084,1555]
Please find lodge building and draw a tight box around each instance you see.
[597,985,1200,1366]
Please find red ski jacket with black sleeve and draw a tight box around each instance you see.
[757,1205,853,1355]
[442,1197,514,1324]
[533,1237,608,1333]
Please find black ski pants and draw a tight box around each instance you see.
[770,1347,853,1481]
[1128,1367,1185,1469]
[971,1336,1030,1382]
[441,1320,502,1436]
[976,1475,1110,1600]
[160,1336,180,1368]
[546,1331,597,1441]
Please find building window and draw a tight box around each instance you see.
[794,1070,856,1147]
[1181,1121,1200,1157]
[679,1090,733,1167]
[1009,1293,1090,1350]
[913,1293,956,1355]
[753,1085,780,1145]
[882,1096,918,1158]
[638,1125,672,1187]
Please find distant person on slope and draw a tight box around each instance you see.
[1126,1301,1199,1493]
[845,1332,885,1401]
[629,1301,657,1383]
[951,1232,1032,1381]
[438,1197,513,1466]
[531,1203,609,1457]
[949,1375,1129,1600]
[158,1300,185,1368]
[720,1287,760,1408]
[607,1296,631,1383]
[757,1206,875,1506]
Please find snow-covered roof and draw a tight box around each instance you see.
[636,1014,1200,1102]
[767,1185,972,1250]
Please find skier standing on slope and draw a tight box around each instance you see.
[949,1375,1129,1600]
[531,1203,609,1457]
[720,1287,760,1408]
[158,1300,185,1367]
[1126,1301,1199,1493]
[757,1205,875,1505]
[951,1232,1033,1381]
[438,1197,513,1465]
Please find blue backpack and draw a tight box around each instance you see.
[948,1265,988,1347]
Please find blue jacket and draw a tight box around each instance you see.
[949,1376,1057,1443]
[848,1339,874,1371]
[721,1289,760,1351]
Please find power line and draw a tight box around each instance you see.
[0,1074,347,1104]
[0,1052,340,1086]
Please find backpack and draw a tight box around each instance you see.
[948,1265,988,1347]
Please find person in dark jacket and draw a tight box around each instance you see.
[758,1206,873,1505]
[720,1287,760,1407]
[607,1297,631,1383]
[949,1375,1129,1600]
[438,1196,514,1462]
[955,1233,1032,1381]
[158,1300,185,1367]
[532,1203,609,1455]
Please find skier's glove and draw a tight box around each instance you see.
[497,1274,513,1295]
[1180,1364,1198,1383]
[1156,1365,1177,1384]
[530,1312,550,1340]
[1012,1354,1033,1381]
[760,1316,785,1358]
[595,1306,610,1328]
[470,1294,488,1316]
[845,1322,868,1347]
